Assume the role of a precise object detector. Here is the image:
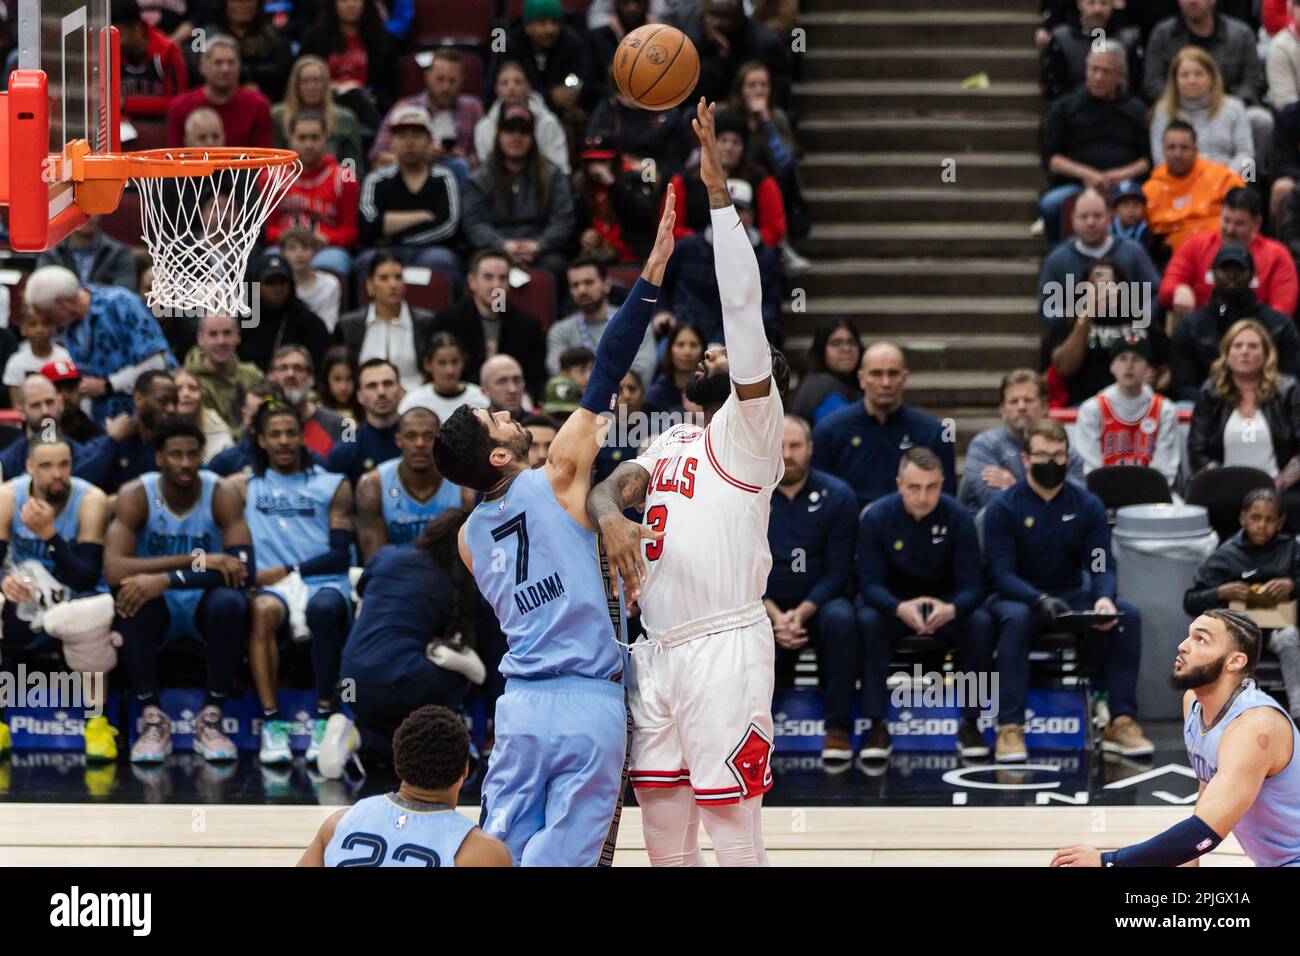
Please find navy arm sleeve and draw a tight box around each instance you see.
[46,536,103,592]
[297,529,354,577]
[581,277,660,414]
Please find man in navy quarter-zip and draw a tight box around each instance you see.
[764,415,858,765]
[812,342,956,510]
[983,418,1151,764]
[855,448,994,765]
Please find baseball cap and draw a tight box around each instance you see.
[1111,179,1145,203]
[580,134,619,162]
[544,375,580,414]
[1109,332,1151,361]
[726,178,754,208]
[255,253,292,282]
[523,0,563,23]
[389,105,435,137]
[1213,244,1254,270]
[500,105,535,133]
[40,359,80,384]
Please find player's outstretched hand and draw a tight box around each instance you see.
[691,98,725,192]
[597,511,663,602]
[642,182,676,286]
[1050,844,1102,867]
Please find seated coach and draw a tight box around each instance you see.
[983,419,1151,764]
[855,448,994,764]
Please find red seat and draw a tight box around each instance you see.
[412,0,492,45]
[505,269,555,330]
[8,273,26,327]
[606,264,641,291]
[126,120,168,151]
[403,270,452,312]
[101,191,142,247]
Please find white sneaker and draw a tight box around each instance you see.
[317,713,361,780]
[258,719,293,765]
[305,718,328,765]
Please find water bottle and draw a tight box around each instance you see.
[15,575,38,622]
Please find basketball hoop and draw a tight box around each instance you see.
[69,145,304,318]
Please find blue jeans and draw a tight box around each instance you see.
[1039,182,1084,245]
[437,156,471,187]
[986,588,1142,726]
[311,246,354,277]
[855,603,996,720]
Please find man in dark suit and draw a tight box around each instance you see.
[430,247,547,403]
[335,252,435,394]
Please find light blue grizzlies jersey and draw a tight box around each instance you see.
[245,467,348,595]
[323,794,478,867]
[464,467,624,681]
[10,475,100,595]
[1185,680,1300,866]
[139,470,221,637]
[378,458,461,545]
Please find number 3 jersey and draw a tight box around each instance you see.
[630,380,785,641]
[464,466,624,681]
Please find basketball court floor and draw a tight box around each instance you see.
[0,720,1254,866]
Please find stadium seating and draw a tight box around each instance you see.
[1186,467,1275,541]
[101,189,142,247]
[1086,465,1173,512]
[412,0,493,45]
[505,268,556,329]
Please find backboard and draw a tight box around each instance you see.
[1,0,116,251]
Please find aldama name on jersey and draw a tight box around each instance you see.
[515,572,566,615]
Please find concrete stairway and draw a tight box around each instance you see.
[786,0,1045,455]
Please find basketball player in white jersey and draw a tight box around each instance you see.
[1053,609,1300,867]
[587,98,789,867]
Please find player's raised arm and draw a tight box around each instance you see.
[692,97,771,402]
[545,184,677,505]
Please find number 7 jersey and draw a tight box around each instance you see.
[631,380,786,640]
[464,466,625,681]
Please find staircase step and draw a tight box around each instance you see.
[795,222,1045,258]
[782,295,1040,336]
[801,151,1043,189]
[903,369,1006,407]
[800,10,1041,48]
[803,46,1039,82]
[794,79,1043,114]
[783,332,1038,372]
[798,116,1041,152]
[804,186,1041,223]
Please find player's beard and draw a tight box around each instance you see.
[500,428,532,463]
[42,484,70,508]
[1169,653,1226,691]
[683,369,731,410]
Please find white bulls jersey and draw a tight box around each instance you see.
[630,380,784,640]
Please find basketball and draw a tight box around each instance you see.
[611,24,699,111]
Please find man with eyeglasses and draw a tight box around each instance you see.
[983,418,1152,763]
[811,341,955,511]
[267,345,344,459]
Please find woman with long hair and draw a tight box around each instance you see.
[473,60,571,174]
[320,345,361,422]
[644,322,706,418]
[174,368,235,464]
[272,55,366,175]
[300,0,399,136]
[790,318,864,424]
[399,332,491,420]
[727,60,807,240]
[463,105,574,282]
[199,0,294,101]
[327,508,485,769]
[1150,46,1252,177]
[1189,320,1300,523]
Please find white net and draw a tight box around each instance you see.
[131,151,303,318]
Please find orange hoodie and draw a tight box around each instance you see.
[1142,155,1246,252]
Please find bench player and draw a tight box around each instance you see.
[587,98,788,867]
[1053,609,1300,867]
[431,184,677,866]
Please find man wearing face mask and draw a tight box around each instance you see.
[983,418,1151,764]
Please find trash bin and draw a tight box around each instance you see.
[1112,504,1219,719]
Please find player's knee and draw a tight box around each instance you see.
[250,596,283,630]
[306,590,349,628]
[206,587,248,621]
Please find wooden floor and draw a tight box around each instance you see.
[0,804,1252,866]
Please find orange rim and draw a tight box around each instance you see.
[70,144,301,182]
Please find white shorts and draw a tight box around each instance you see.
[627,620,776,806]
